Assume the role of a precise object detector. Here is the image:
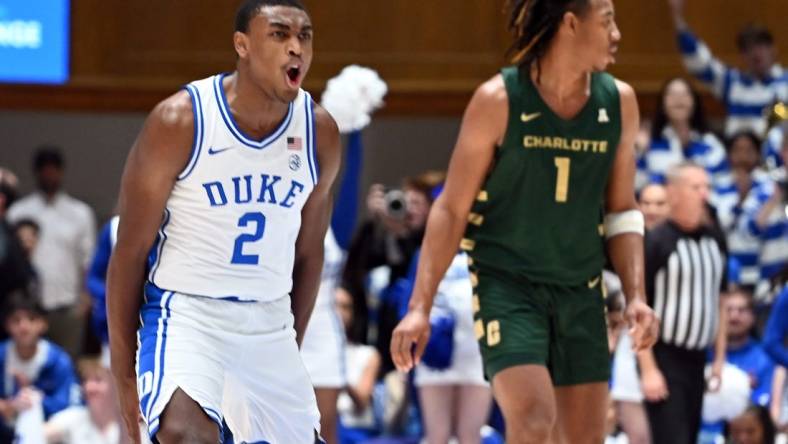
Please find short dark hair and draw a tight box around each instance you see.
[724,289,755,311]
[725,405,776,444]
[32,145,64,172]
[234,0,306,33]
[14,218,40,235]
[3,290,45,322]
[737,23,774,52]
[725,130,762,154]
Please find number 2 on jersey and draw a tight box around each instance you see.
[554,157,571,203]
[231,212,266,264]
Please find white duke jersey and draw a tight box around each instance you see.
[147,73,318,301]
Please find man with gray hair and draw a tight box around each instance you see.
[638,162,729,444]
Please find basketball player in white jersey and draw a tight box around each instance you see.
[107,1,340,443]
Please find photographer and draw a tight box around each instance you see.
[341,171,443,375]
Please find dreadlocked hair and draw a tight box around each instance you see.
[506,0,591,67]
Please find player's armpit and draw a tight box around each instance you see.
[291,103,341,346]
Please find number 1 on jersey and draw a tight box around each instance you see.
[554,157,571,203]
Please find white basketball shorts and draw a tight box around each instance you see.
[137,283,321,444]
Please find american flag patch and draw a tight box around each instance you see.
[287,137,302,150]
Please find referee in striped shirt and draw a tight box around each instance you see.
[638,162,729,444]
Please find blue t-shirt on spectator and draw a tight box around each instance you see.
[0,339,80,419]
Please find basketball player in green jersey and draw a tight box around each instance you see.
[391,1,659,443]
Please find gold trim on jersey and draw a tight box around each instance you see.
[474,320,485,340]
[468,213,484,226]
[477,190,488,202]
[460,238,476,251]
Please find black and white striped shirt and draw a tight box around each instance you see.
[645,220,728,350]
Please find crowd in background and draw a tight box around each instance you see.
[1,3,788,443]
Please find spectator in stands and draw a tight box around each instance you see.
[639,183,670,230]
[409,249,492,444]
[639,163,728,444]
[336,288,382,444]
[0,169,34,307]
[745,126,788,298]
[0,292,80,427]
[713,132,772,289]
[638,77,730,188]
[43,358,149,444]
[763,103,786,170]
[727,404,777,444]
[608,271,651,444]
[13,219,39,262]
[86,215,119,368]
[771,366,787,437]
[667,0,788,137]
[341,171,442,374]
[723,290,776,406]
[764,282,788,368]
[7,146,95,360]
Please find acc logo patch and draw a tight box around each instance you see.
[289,154,302,171]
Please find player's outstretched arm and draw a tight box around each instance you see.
[291,103,341,347]
[606,80,659,352]
[390,75,506,372]
[107,91,194,443]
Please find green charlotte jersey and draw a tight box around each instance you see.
[463,65,622,284]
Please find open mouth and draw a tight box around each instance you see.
[286,66,301,86]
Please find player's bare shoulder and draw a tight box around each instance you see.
[462,73,509,147]
[312,102,340,146]
[613,78,637,104]
[310,100,341,186]
[147,90,195,142]
[132,90,197,176]
[613,78,639,114]
[475,74,508,112]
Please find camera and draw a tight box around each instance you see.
[384,189,408,220]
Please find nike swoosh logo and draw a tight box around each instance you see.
[588,276,601,289]
[207,146,234,155]
[521,112,541,122]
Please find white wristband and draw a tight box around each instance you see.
[604,210,645,239]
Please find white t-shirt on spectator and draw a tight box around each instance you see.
[338,344,377,429]
[7,191,95,310]
[47,406,118,444]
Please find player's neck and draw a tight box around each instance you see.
[225,71,291,136]
[531,53,589,103]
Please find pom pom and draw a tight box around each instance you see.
[702,364,751,422]
[320,65,387,133]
